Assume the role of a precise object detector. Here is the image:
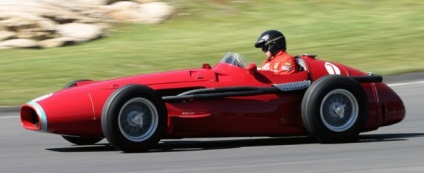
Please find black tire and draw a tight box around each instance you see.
[62,79,104,145]
[62,136,103,145]
[301,75,368,143]
[101,84,167,152]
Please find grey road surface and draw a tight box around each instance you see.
[1,79,423,173]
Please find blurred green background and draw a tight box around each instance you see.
[0,0,423,105]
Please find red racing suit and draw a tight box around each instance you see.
[260,50,298,75]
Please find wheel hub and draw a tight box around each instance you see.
[127,111,144,127]
[331,103,346,118]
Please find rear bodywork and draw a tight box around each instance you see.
[20,53,405,139]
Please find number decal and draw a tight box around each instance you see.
[325,62,341,75]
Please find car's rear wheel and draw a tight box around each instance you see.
[101,85,167,152]
[62,79,103,145]
[301,75,368,143]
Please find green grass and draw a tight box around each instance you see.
[0,0,423,105]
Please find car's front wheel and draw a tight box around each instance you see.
[101,85,167,152]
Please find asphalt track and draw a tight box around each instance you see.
[1,73,423,173]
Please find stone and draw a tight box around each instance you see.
[133,0,156,4]
[0,31,16,41]
[138,2,174,24]
[106,2,174,24]
[108,1,140,10]
[56,23,104,42]
[39,37,75,48]
[71,0,110,6]
[0,39,39,49]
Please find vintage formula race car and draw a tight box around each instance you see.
[20,52,405,152]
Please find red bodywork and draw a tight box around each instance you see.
[20,54,405,139]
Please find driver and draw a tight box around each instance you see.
[254,30,298,75]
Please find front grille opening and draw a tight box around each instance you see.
[21,106,41,130]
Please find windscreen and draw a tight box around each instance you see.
[219,52,247,68]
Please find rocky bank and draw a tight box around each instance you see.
[0,0,174,49]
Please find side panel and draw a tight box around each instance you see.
[164,99,219,138]
[215,93,306,136]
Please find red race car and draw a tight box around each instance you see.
[20,52,405,152]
